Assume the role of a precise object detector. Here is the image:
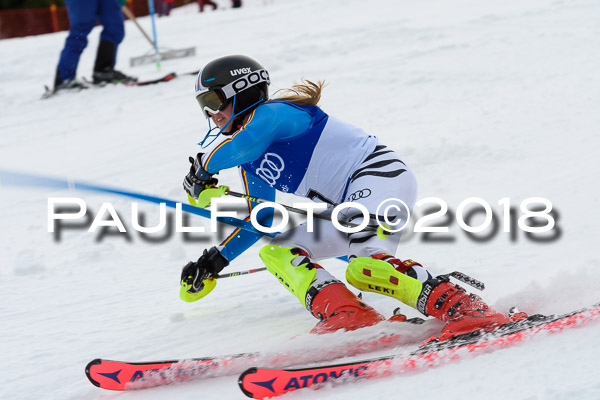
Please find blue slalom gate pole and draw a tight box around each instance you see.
[147,0,161,68]
[0,169,273,237]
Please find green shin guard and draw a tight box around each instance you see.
[346,257,423,309]
[259,245,316,307]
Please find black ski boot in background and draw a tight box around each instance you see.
[92,40,137,85]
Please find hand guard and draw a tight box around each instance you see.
[183,154,218,199]
[188,185,229,209]
[180,247,229,294]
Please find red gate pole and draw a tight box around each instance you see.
[50,2,59,32]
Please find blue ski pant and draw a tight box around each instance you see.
[57,0,125,81]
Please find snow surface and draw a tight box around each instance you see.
[1,0,600,398]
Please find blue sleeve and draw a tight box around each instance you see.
[218,168,276,262]
[201,102,312,174]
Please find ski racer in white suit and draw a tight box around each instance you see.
[180,55,520,340]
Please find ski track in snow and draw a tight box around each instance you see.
[1,0,599,398]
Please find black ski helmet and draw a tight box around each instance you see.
[194,55,270,119]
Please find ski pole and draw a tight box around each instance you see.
[214,258,349,279]
[216,267,267,279]
[121,5,157,50]
[147,0,161,69]
[214,263,485,291]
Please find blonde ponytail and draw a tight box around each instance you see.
[272,79,325,106]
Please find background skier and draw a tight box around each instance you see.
[54,0,136,92]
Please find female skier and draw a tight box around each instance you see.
[180,55,518,341]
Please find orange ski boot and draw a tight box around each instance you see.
[309,282,385,334]
[420,278,512,342]
[259,245,385,335]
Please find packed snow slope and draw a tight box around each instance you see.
[1,0,600,399]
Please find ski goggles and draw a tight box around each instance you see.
[196,69,270,118]
[196,89,228,118]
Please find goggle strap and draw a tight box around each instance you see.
[198,95,238,148]
[197,95,265,149]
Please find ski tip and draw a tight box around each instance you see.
[85,358,103,387]
[238,367,258,398]
[41,85,54,100]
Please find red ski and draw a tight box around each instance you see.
[42,70,200,99]
[238,303,600,399]
[85,323,425,391]
[86,353,252,391]
[123,70,199,87]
